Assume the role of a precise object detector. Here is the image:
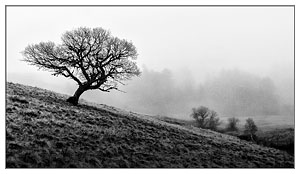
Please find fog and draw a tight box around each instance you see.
[81,66,294,118]
[7,6,294,122]
[8,65,294,121]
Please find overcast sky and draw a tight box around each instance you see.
[6,6,294,119]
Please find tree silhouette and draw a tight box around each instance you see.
[244,118,258,141]
[191,106,210,128]
[206,110,221,131]
[226,117,240,132]
[23,27,140,105]
[191,106,221,130]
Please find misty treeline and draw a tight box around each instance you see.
[87,67,293,117]
[190,106,257,136]
[189,106,294,155]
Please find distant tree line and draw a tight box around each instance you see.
[191,106,258,141]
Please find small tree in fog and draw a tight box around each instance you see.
[191,106,221,130]
[226,117,240,132]
[23,27,140,105]
[206,110,221,131]
[244,118,258,141]
[191,106,210,128]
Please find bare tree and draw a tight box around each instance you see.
[244,118,258,141]
[191,106,210,128]
[226,117,240,132]
[206,110,221,131]
[23,27,141,105]
[191,106,221,130]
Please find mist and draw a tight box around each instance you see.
[201,69,294,117]
[67,66,294,120]
[6,6,294,124]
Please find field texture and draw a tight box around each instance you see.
[6,82,294,168]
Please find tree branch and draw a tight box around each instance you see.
[63,67,82,86]
[23,27,140,97]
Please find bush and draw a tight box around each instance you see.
[190,106,221,131]
[191,106,209,128]
[226,117,240,132]
[244,118,258,141]
[206,110,221,131]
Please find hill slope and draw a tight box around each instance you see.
[6,82,294,168]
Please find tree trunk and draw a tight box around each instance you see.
[66,85,87,106]
[250,134,254,142]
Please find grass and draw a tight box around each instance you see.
[256,128,294,155]
[6,82,294,168]
[153,115,294,155]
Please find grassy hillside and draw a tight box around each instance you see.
[6,82,294,168]
[153,115,294,156]
[256,128,294,155]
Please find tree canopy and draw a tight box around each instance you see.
[226,117,240,132]
[244,118,258,135]
[191,106,221,130]
[23,27,141,105]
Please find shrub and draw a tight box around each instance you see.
[191,106,210,128]
[190,106,221,130]
[226,117,240,132]
[244,118,258,141]
[206,110,221,131]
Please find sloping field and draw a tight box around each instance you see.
[6,82,294,168]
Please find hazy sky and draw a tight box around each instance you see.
[6,6,294,119]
